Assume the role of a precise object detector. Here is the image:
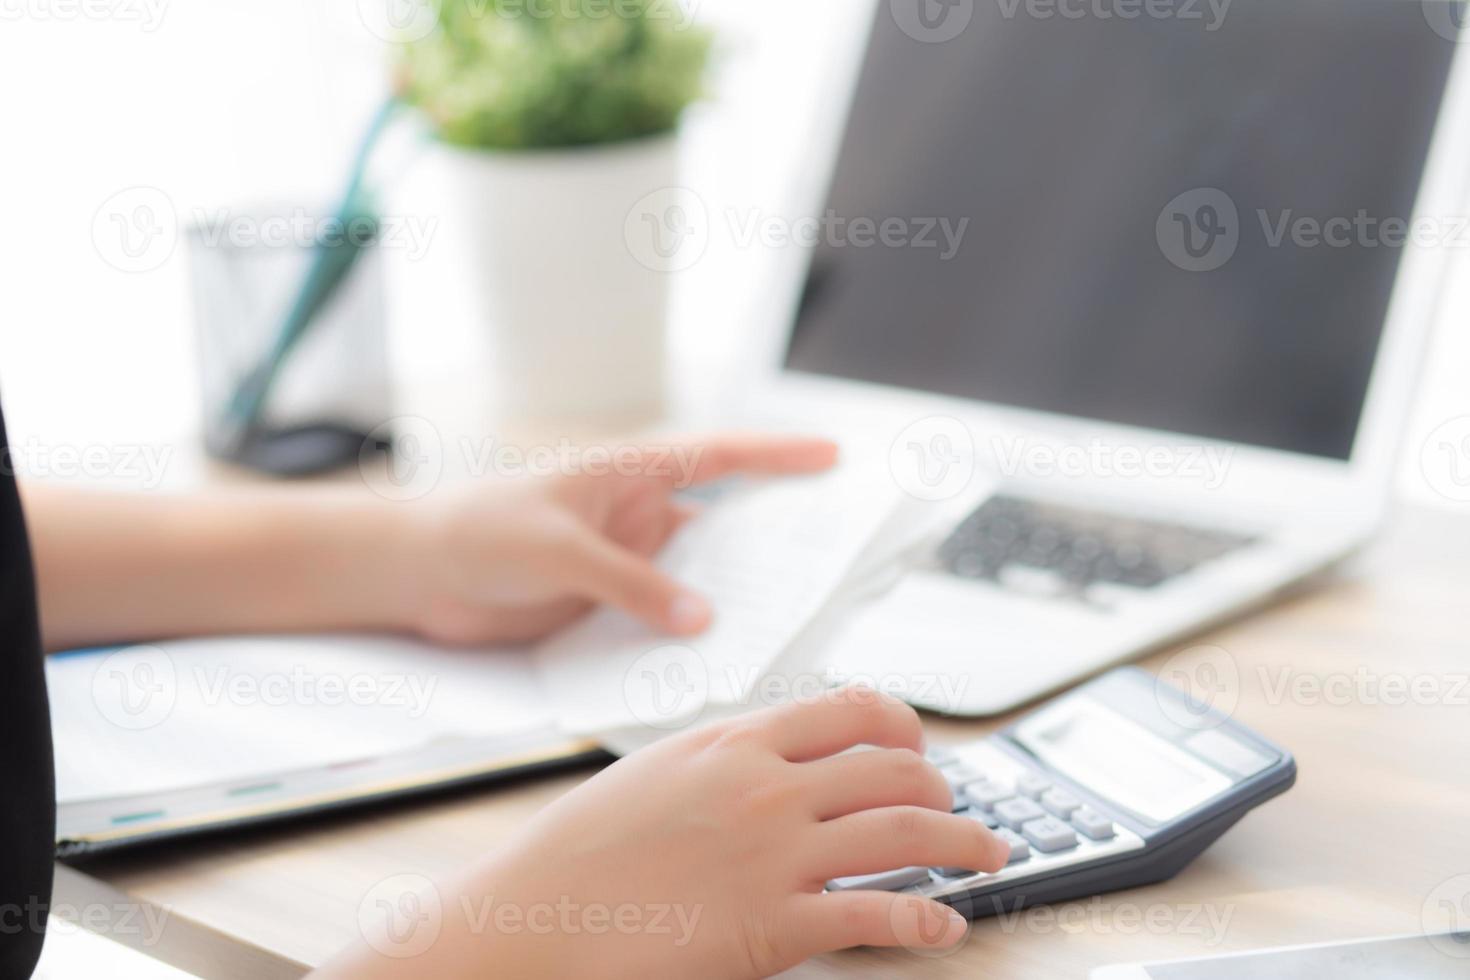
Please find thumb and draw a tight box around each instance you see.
[554,528,713,635]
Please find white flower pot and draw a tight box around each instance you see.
[437,134,679,427]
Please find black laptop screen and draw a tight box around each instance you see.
[783,0,1460,459]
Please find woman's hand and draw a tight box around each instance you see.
[319,689,1009,979]
[404,434,838,646]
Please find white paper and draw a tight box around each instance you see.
[533,457,903,734]
[46,635,552,803]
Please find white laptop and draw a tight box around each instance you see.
[732,0,1470,715]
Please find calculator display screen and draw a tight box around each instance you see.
[1013,698,1232,823]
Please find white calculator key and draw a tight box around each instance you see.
[1021,817,1079,853]
[1040,788,1081,819]
[963,779,1012,812]
[1071,807,1116,841]
[994,827,1031,863]
[993,797,1046,832]
[826,866,932,892]
[1016,772,1052,800]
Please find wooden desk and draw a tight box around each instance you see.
[57,504,1470,979]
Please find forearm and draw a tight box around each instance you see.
[20,484,428,651]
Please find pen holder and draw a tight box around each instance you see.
[186,206,393,476]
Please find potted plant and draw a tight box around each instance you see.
[397,0,712,425]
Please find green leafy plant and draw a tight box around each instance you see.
[398,0,712,150]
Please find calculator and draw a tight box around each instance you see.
[826,667,1296,918]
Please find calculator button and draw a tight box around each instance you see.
[1071,807,1116,841]
[944,768,986,792]
[993,797,1046,832]
[1040,788,1081,819]
[963,807,999,829]
[826,866,932,892]
[994,827,1031,864]
[1021,817,1079,853]
[925,746,959,767]
[932,866,979,878]
[963,779,1011,812]
[1016,772,1052,800]
[951,787,969,812]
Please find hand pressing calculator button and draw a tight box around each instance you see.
[828,669,1297,922]
[826,866,932,892]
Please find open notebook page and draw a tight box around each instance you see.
[535,457,902,734]
[46,636,552,803]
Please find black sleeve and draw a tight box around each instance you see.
[0,403,56,978]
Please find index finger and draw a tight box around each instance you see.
[673,433,839,486]
[748,687,926,763]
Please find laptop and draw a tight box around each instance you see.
[738,0,1470,715]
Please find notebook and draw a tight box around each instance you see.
[47,460,914,854]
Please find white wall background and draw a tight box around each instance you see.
[0,0,1465,506]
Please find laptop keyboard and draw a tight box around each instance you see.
[937,495,1254,598]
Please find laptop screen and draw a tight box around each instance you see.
[783,0,1460,460]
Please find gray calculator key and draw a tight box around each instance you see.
[1016,772,1052,800]
[1041,788,1082,819]
[1071,807,1116,841]
[994,827,1031,863]
[994,797,1046,831]
[826,866,933,892]
[951,787,969,812]
[1021,817,1079,853]
[963,779,1012,811]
